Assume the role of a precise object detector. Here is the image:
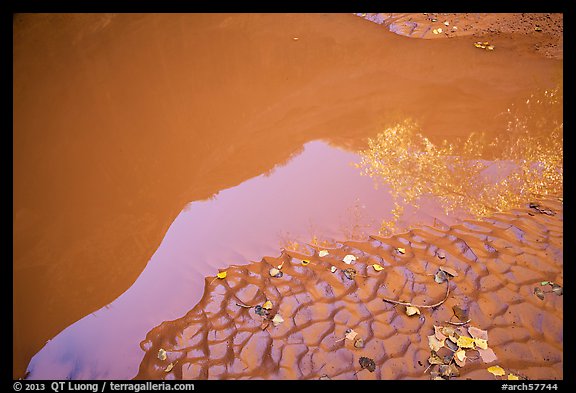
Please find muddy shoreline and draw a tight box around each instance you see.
[14,13,562,379]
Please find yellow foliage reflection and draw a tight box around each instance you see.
[356,86,562,235]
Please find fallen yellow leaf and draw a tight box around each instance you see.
[262,300,273,310]
[301,259,310,266]
[474,338,488,350]
[372,263,384,271]
[319,250,329,257]
[164,363,174,373]
[405,305,420,316]
[455,348,466,362]
[272,313,284,326]
[396,247,406,254]
[157,348,167,361]
[456,335,476,349]
[508,373,520,380]
[269,268,280,277]
[217,271,227,279]
[487,365,506,377]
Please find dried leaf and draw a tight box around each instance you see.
[439,266,458,277]
[441,326,455,337]
[301,259,310,266]
[445,338,459,352]
[330,266,337,273]
[269,268,281,277]
[487,365,506,377]
[396,247,406,254]
[434,270,448,284]
[455,348,466,362]
[343,254,357,264]
[319,250,329,257]
[434,325,447,341]
[358,356,376,372]
[428,351,444,365]
[508,373,520,380]
[345,328,358,341]
[438,364,452,378]
[454,349,467,367]
[262,300,273,310]
[428,335,445,352]
[343,267,357,280]
[405,306,420,316]
[272,313,284,326]
[216,271,227,279]
[372,263,384,271]
[474,338,488,350]
[534,287,545,300]
[456,335,476,349]
[354,338,365,348]
[551,283,563,296]
[468,326,488,341]
[478,347,498,363]
[453,305,469,322]
[157,348,167,361]
[448,363,460,377]
[164,362,174,373]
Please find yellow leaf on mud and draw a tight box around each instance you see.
[343,254,357,264]
[455,348,466,362]
[508,373,520,380]
[487,365,506,377]
[396,247,406,254]
[164,363,174,373]
[405,306,420,316]
[372,264,384,271]
[319,250,329,257]
[272,313,284,326]
[269,268,280,277]
[330,266,337,273]
[301,259,310,266]
[217,271,227,279]
[474,338,488,350]
[456,335,476,349]
[454,348,467,367]
[157,348,167,361]
[262,300,273,310]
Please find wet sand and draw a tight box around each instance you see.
[136,196,563,380]
[13,13,562,379]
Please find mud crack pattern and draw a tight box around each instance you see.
[136,197,562,380]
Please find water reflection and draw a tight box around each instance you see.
[25,141,404,379]
[355,86,563,235]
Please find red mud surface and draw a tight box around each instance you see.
[14,13,562,380]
